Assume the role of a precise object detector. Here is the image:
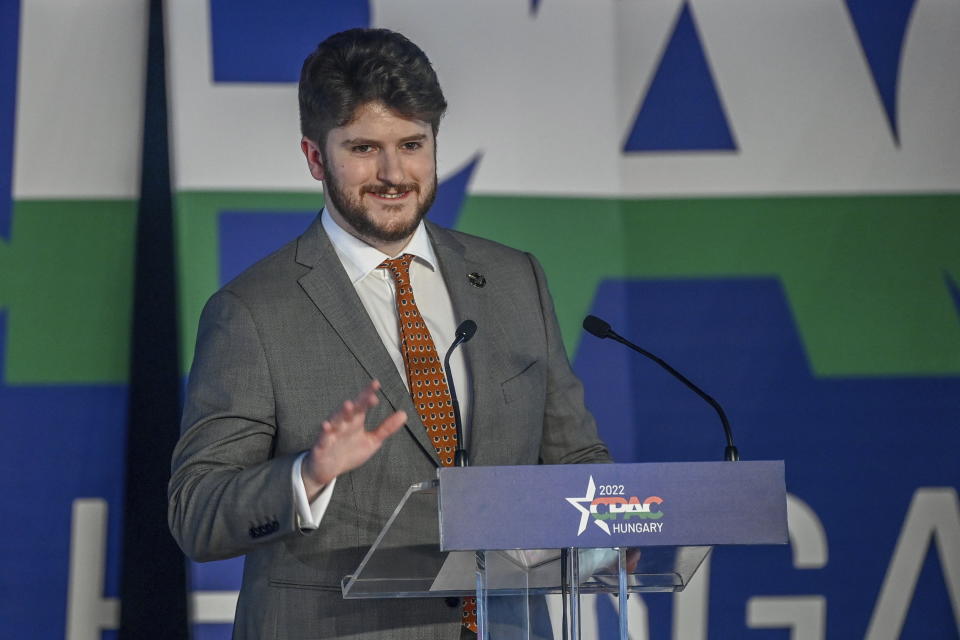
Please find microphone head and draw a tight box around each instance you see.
[582,315,612,339]
[456,319,478,343]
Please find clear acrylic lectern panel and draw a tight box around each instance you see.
[342,480,713,599]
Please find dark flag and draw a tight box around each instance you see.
[119,0,189,637]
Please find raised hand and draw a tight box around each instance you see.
[300,380,406,500]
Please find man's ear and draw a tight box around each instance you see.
[301,137,325,181]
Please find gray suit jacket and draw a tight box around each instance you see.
[169,216,610,639]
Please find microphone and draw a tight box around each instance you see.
[582,314,740,462]
[455,319,478,343]
[443,320,477,467]
[582,314,612,339]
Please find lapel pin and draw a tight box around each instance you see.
[467,272,486,288]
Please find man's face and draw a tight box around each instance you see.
[302,101,437,251]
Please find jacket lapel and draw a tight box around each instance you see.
[428,223,512,466]
[295,217,440,466]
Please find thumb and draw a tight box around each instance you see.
[372,410,407,442]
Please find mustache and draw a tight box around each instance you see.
[362,183,420,195]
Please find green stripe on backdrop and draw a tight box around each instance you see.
[460,194,960,377]
[174,192,960,378]
[0,199,136,383]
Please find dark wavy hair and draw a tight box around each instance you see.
[298,28,448,146]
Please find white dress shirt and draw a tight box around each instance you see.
[292,210,471,530]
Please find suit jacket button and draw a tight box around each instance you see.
[445,597,460,608]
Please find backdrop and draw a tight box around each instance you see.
[1,1,958,638]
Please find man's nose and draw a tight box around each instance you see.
[377,149,405,186]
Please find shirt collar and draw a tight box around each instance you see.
[321,208,438,284]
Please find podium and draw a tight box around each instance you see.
[342,461,787,639]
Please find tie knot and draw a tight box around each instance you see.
[379,253,415,279]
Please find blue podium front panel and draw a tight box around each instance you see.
[438,461,787,551]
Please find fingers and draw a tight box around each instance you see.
[325,380,388,433]
[308,384,406,484]
[353,380,382,412]
[324,400,355,433]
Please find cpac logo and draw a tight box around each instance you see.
[566,476,663,536]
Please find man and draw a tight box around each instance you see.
[169,28,610,639]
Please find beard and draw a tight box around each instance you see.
[321,156,437,245]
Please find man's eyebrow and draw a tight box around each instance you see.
[340,137,378,147]
[340,133,428,147]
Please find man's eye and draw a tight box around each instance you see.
[352,144,374,153]
[402,141,423,151]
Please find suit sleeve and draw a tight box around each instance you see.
[526,253,613,465]
[168,289,301,562]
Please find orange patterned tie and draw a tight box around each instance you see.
[379,254,478,633]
